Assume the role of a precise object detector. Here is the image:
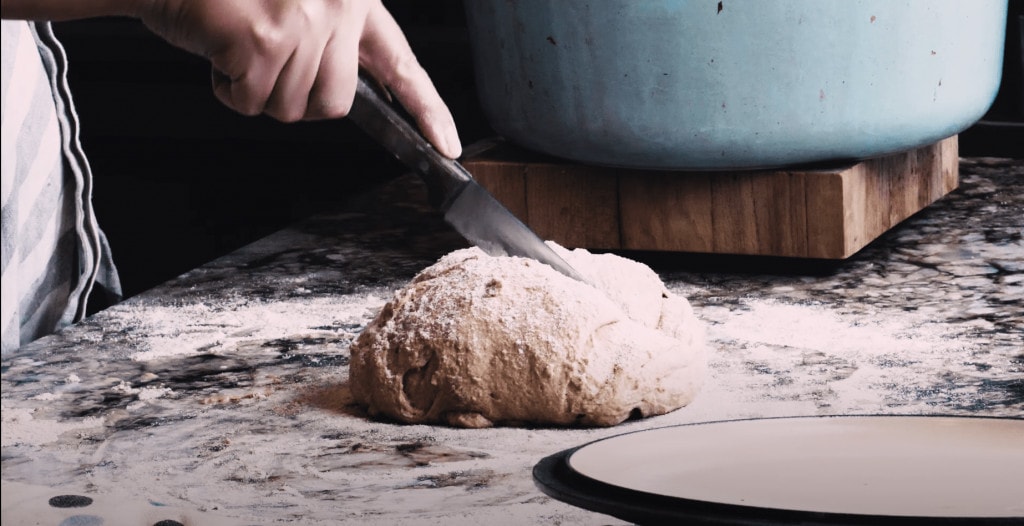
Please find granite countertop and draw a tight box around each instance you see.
[2,156,1021,525]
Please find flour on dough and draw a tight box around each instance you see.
[348,243,706,428]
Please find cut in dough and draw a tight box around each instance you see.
[348,243,706,428]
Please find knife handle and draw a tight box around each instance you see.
[348,73,471,208]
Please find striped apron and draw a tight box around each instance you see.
[1,20,121,353]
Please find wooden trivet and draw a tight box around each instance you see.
[462,135,959,259]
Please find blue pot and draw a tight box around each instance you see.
[464,0,1008,169]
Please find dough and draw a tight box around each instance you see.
[348,243,706,428]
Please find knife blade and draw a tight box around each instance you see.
[347,74,585,282]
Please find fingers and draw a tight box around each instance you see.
[263,41,320,122]
[271,0,367,121]
[139,0,282,117]
[208,2,329,120]
[199,0,461,159]
[305,9,365,120]
[210,35,290,117]
[212,0,363,122]
[358,2,462,158]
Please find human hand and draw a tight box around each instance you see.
[136,0,462,158]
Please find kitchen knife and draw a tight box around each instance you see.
[347,74,584,282]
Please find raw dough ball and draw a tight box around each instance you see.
[348,243,706,428]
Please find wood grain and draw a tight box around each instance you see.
[462,136,959,259]
[618,172,714,252]
[523,164,620,249]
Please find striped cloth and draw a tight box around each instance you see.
[1,20,121,354]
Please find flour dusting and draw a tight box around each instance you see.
[1,403,105,447]
[680,294,1006,417]
[706,299,967,354]
[105,293,388,362]
[350,244,707,428]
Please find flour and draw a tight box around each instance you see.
[702,299,965,355]
[0,403,104,447]
[349,243,707,428]
[108,294,388,362]
[676,292,1010,418]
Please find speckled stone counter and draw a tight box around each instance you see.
[2,157,1021,525]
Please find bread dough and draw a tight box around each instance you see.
[348,243,706,428]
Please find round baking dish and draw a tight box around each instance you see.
[464,0,1008,169]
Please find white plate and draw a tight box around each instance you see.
[564,416,1024,519]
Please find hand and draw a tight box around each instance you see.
[137,0,462,158]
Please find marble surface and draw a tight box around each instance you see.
[2,156,1022,525]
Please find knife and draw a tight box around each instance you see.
[347,73,585,282]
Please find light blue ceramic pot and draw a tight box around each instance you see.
[464,0,1008,170]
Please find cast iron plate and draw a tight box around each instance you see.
[533,415,1023,525]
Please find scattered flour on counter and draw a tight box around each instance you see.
[125,386,174,411]
[136,386,172,401]
[4,283,1012,525]
[112,381,171,403]
[704,299,968,355]
[112,380,137,394]
[0,402,105,447]
[677,294,1005,416]
[108,293,389,362]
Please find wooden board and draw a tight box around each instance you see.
[462,136,959,259]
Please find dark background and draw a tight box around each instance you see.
[51,1,1023,299]
[53,1,488,299]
